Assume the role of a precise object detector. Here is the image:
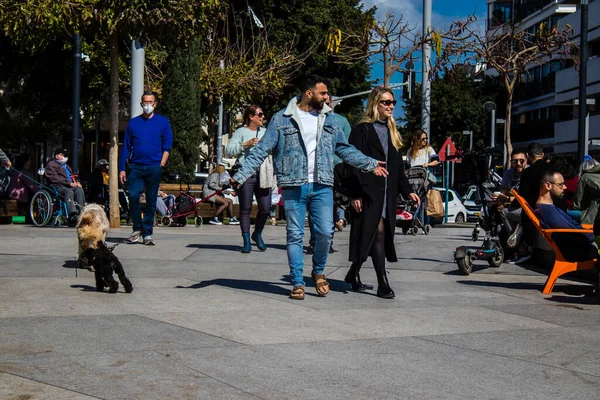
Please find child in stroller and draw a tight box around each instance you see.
[396,167,432,235]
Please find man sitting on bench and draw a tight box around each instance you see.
[535,170,598,264]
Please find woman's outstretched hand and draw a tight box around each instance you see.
[373,161,388,177]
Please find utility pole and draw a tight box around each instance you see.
[421,0,432,135]
[484,101,496,148]
[130,39,145,118]
[577,0,589,166]
[216,59,225,164]
[71,33,82,174]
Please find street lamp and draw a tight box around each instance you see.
[462,130,473,151]
[484,101,496,148]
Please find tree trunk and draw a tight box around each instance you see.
[504,89,513,169]
[108,30,120,228]
[383,46,391,88]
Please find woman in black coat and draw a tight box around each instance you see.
[345,87,419,299]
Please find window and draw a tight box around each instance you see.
[489,2,512,27]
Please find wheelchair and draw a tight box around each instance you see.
[30,185,77,227]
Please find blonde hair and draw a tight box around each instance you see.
[359,87,402,150]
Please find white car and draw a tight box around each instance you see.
[431,187,468,224]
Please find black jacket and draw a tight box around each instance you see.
[45,160,73,187]
[346,122,413,263]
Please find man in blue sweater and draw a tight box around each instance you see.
[534,170,598,263]
[119,92,172,245]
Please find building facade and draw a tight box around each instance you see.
[487,0,600,158]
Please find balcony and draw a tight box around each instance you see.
[554,114,600,154]
[555,56,600,103]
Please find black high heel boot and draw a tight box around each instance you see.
[344,263,367,291]
[375,265,395,299]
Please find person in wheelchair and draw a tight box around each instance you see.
[44,148,85,222]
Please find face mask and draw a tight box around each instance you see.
[142,104,154,114]
[58,157,68,165]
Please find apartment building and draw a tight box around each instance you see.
[487,0,600,157]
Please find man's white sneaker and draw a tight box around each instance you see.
[209,217,222,225]
[143,235,155,246]
[507,224,523,248]
[124,231,141,244]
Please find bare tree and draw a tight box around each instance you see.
[328,13,424,87]
[433,18,577,160]
[328,12,475,88]
[200,13,310,158]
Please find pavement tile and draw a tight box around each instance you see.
[1,224,599,399]
[0,314,238,360]
[0,352,252,400]
[163,336,600,399]
[0,372,96,400]
[420,326,600,377]
[142,305,558,346]
[483,303,600,327]
[0,279,293,318]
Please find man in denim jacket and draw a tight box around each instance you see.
[232,75,388,299]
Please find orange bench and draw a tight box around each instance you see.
[511,189,597,294]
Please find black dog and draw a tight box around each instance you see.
[81,241,133,293]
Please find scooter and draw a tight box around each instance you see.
[454,149,504,275]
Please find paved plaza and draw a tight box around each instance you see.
[0,222,599,399]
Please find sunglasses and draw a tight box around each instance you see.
[421,137,428,141]
[550,181,566,188]
[379,100,397,106]
[511,159,526,164]
[256,112,265,118]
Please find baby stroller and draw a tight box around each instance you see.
[160,184,232,228]
[396,167,432,235]
[454,148,504,274]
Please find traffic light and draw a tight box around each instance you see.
[402,70,416,100]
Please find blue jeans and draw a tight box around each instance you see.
[282,183,334,287]
[128,164,162,237]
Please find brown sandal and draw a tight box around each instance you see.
[290,286,305,300]
[311,271,330,297]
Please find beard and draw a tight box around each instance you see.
[310,96,325,110]
[550,191,565,207]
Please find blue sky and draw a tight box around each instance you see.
[359,0,487,118]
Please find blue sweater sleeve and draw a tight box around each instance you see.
[535,204,582,229]
[119,124,133,172]
[162,119,173,153]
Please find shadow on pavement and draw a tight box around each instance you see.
[176,275,358,297]
[71,284,96,291]
[457,279,598,302]
[63,260,79,269]
[186,243,288,252]
[176,278,290,296]
[457,280,545,291]
[399,257,451,263]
